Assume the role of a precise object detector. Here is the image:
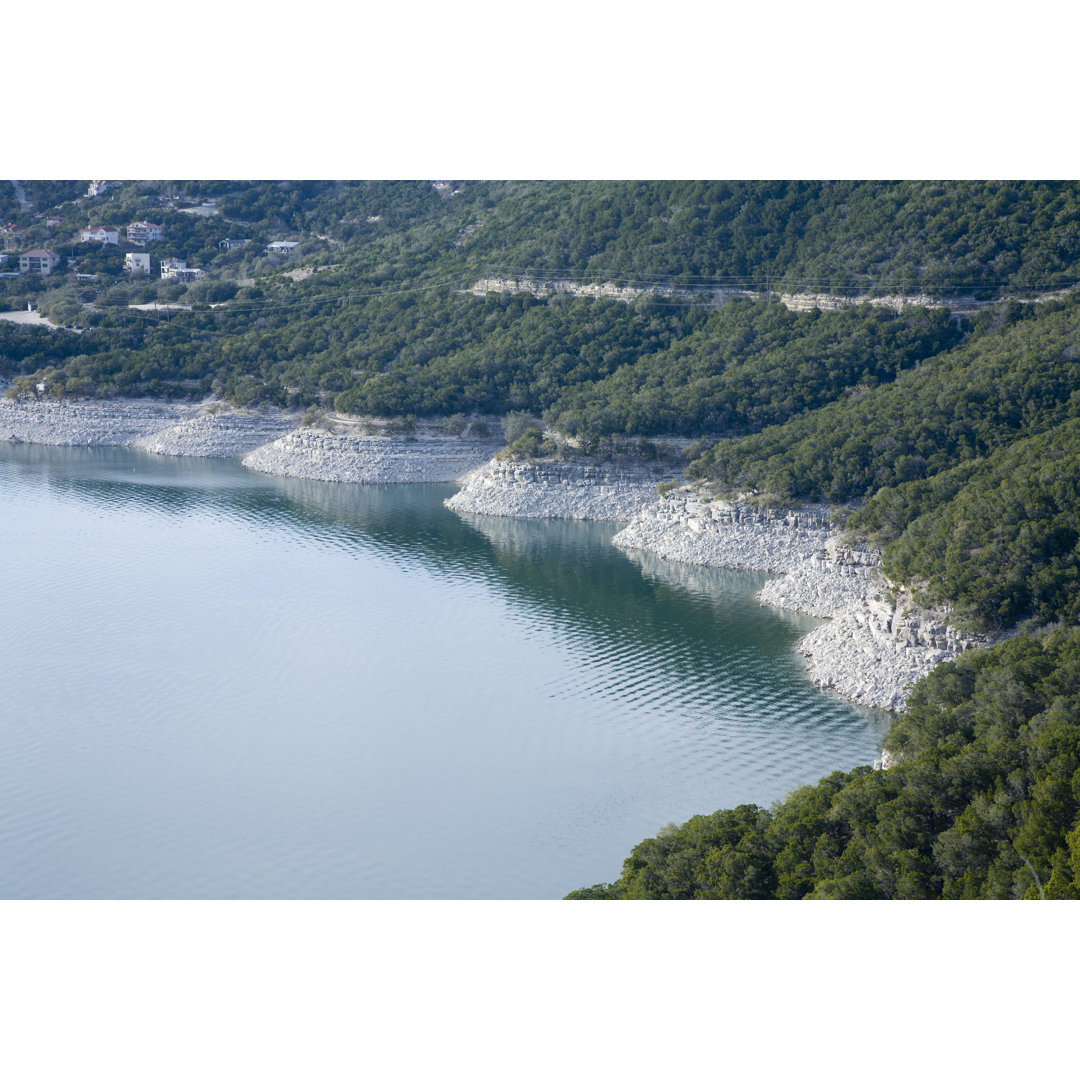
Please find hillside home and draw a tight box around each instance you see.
[86,181,110,197]
[1,223,26,251]
[265,240,299,255]
[80,226,119,244]
[160,257,204,282]
[218,237,249,250]
[124,252,151,274]
[20,249,60,275]
[127,221,163,245]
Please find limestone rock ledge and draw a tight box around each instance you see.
[0,397,198,446]
[243,429,500,484]
[796,591,982,713]
[134,409,298,458]
[612,489,985,713]
[611,490,834,572]
[757,538,881,618]
[445,457,672,521]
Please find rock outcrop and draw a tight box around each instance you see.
[134,409,297,457]
[0,397,198,446]
[796,590,983,713]
[446,457,673,520]
[242,429,501,484]
[611,490,834,572]
[611,488,984,712]
[469,276,994,314]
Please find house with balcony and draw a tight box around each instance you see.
[20,249,60,275]
[265,240,299,255]
[127,221,164,245]
[160,257,205,282]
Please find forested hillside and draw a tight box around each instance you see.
[567,629,1080,899]
[7,180,1080,897]
[4,180,1080,416]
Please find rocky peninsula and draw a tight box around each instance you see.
[134,409,297,457]
[242,425,502,484]
[446,456,676,520]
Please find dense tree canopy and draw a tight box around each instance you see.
[569,629,1080,900]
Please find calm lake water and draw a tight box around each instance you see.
[0,444,889,898]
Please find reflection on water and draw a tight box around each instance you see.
[0,443,888,898]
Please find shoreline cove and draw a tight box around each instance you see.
[0,395,983,731]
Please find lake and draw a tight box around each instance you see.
[0,443,888,898]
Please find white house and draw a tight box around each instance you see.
[160,257,204,282]
[124,252,151,274]
[87,181,110,197]
[80,226,119,245]
[265,240,299,255]
[19,249,60,275]
[126,221,164,245]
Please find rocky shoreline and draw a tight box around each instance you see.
[443,461,985,714]
[134,409,298,458]
[0,397,501,482]
[242,427,502,484]
[446,456,674,520]
[2,394,982,719]
[0,397,201,446]
[610,488,984,714]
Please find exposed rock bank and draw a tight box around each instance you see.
[133,409,298,457]
[612,491,834,572]
[446,456,675,520]
[0,396,294,457]
[611,488,983,712]
[0,397,198,446]
[1,398,502,482]
[242,428,502,484]
[757,538,881,619]
[796,590,984,714]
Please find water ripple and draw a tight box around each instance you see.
[0,443,889,898]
